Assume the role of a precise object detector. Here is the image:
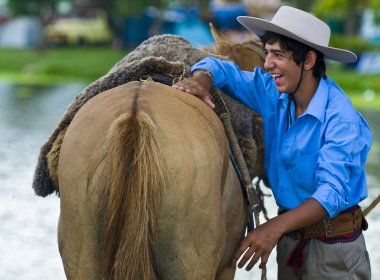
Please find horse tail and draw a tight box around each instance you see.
[91,109,167,280]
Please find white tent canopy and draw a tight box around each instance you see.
[0,16,42,48]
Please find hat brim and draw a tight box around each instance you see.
[237,16,357,63]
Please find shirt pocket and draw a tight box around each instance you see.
[290,152,318,193]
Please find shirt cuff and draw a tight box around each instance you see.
[311,184,347,218]
[191,60,219,87]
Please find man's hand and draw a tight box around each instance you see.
[234,198,328,271]
[172,70,215,109]
[234,219,282,271]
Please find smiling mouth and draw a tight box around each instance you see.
[271,73,283,80]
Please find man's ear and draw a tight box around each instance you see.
[304,50,317,70]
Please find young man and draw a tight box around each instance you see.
[173,6,372,279]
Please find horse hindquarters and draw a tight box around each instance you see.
[133,82,247,279]
[58,81,166,280]
[58,81,246,279]
[92,111,166,280]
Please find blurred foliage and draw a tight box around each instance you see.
[0,47,125,84]
[0,47,379,110]
[285,0,380,35]
[6,0,378,36]
[83,0,211,18]
[283,0,315,11]
[5,0,215,18]
[6,0,57,16]
[312,0,380,35]
[330,35,380,53]
[328,63,380,110]
[103,0,164,17]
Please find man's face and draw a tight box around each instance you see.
[263,41,302,93]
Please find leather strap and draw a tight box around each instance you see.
[141,72,174,86]
[286,206,366,240]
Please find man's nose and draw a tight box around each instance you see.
[264,56,273,70]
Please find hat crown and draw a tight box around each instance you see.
[272,6,331,47]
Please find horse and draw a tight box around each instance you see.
[37,27,265,280]
[204,23,265,72]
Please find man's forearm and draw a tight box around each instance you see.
[271,198,328,236]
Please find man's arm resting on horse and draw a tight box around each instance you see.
[172,70,215,108]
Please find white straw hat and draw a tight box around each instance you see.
[237,6,357,63]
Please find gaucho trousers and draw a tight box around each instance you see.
[277,233,371,280]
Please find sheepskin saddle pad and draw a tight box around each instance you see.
[32,34,264,197]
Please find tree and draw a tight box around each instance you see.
[312,0,380,35]
[95,0,213,45]
[7,0,57,17]
[283,0,316,12]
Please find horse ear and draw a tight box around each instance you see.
[209,23,230,45]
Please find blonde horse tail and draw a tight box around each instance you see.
[92,109,167,280]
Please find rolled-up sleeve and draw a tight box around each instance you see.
[191,57,278,116]
[313,121,371,217]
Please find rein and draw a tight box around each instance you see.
[213,88,267,280]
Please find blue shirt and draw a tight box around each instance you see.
[192,57,372,217]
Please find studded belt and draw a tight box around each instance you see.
[285,205,367,240]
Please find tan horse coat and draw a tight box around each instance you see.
[58,81,247,279]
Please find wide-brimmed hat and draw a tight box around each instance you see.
[237,6,357,63]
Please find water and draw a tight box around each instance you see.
[0,82,378,279]
[0,83,84,280]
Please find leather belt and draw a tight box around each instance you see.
[285,205,367,240]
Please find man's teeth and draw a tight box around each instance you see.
[272,73,283,79]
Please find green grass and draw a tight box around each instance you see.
[0,47,379,110]
[327,64,380,110]
[0,47,126,85]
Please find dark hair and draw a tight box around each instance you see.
[260,32,326,79]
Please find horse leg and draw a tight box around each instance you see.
[56,87,122,279]
[57,134,103,279]
[216,161,247,280]
[155,153,246,280]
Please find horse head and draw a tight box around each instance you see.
[206,23,265,71]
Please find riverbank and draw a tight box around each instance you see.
[0,47,126,85]
[0,47,379,110]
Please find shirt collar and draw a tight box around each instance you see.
[278,78,328,123]
[304,78,328,123]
